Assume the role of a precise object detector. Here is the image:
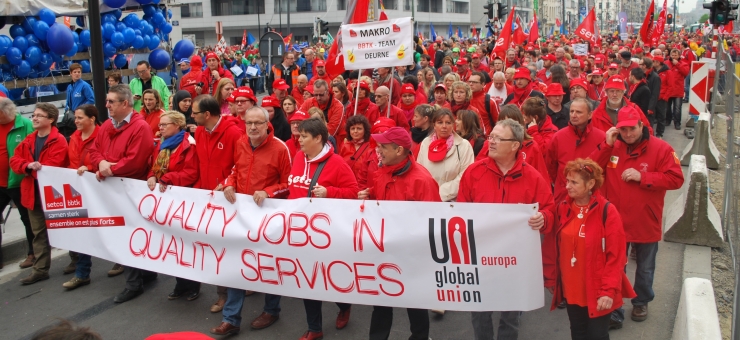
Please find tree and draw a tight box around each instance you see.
[699,13,709,23]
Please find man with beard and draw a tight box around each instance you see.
[503,68,544,107]
[618,51,639,80]
[537,54,556,84]
[591,76,652,134]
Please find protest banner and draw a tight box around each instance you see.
[38,167,545,312]
[341,17,414,70]
[572,44,589,56]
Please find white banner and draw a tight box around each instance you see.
[341,17,414,70]
[38,167,544,311]
[572,44,589,56]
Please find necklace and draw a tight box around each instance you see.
[572,204,588,267]
[577,206,589,219]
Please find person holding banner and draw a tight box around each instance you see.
[543,158,636,339]
[210,106,292,336]
[358,126,438,340]
[90,85,156,302]
[288,117,357,340]
[459,118,554,340]
[11,103,69,285]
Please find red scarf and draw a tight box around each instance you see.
[398,99,418,112]
[450,101,471,116]
[510,82,534,107]
[351,97,371,116]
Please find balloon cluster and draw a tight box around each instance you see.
[99,3,174,69]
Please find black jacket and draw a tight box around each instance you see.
[645,69,661,114]
[629,82,651,116]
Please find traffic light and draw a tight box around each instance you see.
[319,20,329,35]
[484,3,494,20]
[667,13,673,24]
[705,0,737,25]
[497,3,508,19]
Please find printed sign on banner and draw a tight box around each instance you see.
[572,44,588,56]
[341,17,414,70]
[38,167,545,312]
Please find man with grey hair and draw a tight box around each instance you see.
[567,59,584,80]
[0,98,34,270]
[555,47,566,64]
[89,84,156,303]
[459,118,555,340]
[300,48,316,80]
[487,72,509,105]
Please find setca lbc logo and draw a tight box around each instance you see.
[43,184,90,222]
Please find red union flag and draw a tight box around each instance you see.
[575,8,600,46]
[651,0,668,46]
[640,0,656,46]
[492,5,516,56]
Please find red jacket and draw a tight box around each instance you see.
[358,149,380,190]
[470,90,500,134]
[300,97,348,141]
[589,129,684,243]
[194,116,244,190]
[224,127,291,198]
[291,86,306,108]
[377,103,411,132]
[528,115,558,151]
[618,61,639,80]
[200,66,234,96]
[309,73,333,86]
[347,99,380,125]
[543,193,637,317]
[476,139,549,182]
[89,112,154,181]
[546,123,606,204]
[537,68,552,84]
[458,155,555,234]
[148,134,199,187]
[10,127,69,209]
[665,58,690,99]
[340,140,374,188]
[139,108,164,139]
[179,55,203,99]
[288,144,358,199]
[587,82,606,102]
[591,99,653,136]
[374,77,402,105]
[68,127,98,171]
[369,156,441,202]
[286,135,301,161]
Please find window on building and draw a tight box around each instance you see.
[404,0,413,11]
[181,2,203,18]
[446,0,468,14]
[384,0,398,9]
[211,0,265,16]
[418,0,442,13]
[274,0,327,13]
[337,0,346,10]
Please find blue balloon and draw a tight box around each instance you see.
[103,23,115,39]
[38,9,56,25]
[24,46,41,66]
[140,21,153,35]
[104,0,127,8]
[22,17,37,34]
[138,0,153,5]
[167,9,173,19]
[152,0,160,4]
[76,17,85,27]
[162,23,173,34]
[47,23,75,55]
[102,14,116,24]
[12,37,28,53]
[25,34,40,48]
[79,30,91,47]
[132,35,145,49]
[124,13,140,28]
[122,28,136,44]
[147,34,160,50]
[104,58,111,69]
[141,35,150,49]
[14,60,31,78]
[0,36,10,55]
[9,24,25,38]
[113,9,123,19]
[148,48,170,69]
[134,29,141,35]
[143,4,156,16]
[71,31,79,44]
[103,42,116,58]
[111,32,125,48]
[116,22,127,32]
[172,39,195,60]
[80,60,91,73]
[37,53,52,71]
[5,47,22,66]
[65,43,78,57]
[33,21,50,41]
[114,54,127,68]
[153,13,165,27]
[50,52,64,64]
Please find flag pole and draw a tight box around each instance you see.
[353,69,362,117]
[387,68,394,117]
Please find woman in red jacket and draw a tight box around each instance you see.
[140,89,166,140]
[10,103,69,285]
[522,97,557,151]
[346,82,379,124]
[146,111,200,301]
[289,118,358,340]
[340,115,374,187]
[666,49,690,129]
[61,104,102,290]
[544,158,635,339]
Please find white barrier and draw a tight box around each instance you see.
[671,277,722,340]
[680,112,720,170]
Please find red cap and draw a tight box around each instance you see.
[261,96,280,108]
[427,139,448,162]
[526,45,535,51]
[591,68,604,76]
[513,67,530,80]
[205,52,219,61]
[371,126,412,150]
[233,86,256,102]
[541,54,557,62]
[226,93,235,103]
[569,78,589,90]
[456,58,468,66]
[616,105,641,128]
[289,110,310,122]
[554,42,560,47]
[594,56,604,63]
[545,83,566,96]
[634,47,643,54]
[272,79,290,91]
[653,55,664,63]
[471,53,480,59]
[434,83,447,92]
[372,117,396,134]
[604,76,626,90]
[358,81,370,92]
[608,63,619,69]
[304,85,314,94]
[401,83,416,95]
[315,59,326,67]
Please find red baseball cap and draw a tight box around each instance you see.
[371,126,412,150]
[569,78,589,90]
[471,53,480,59]
[594,56,604,63]
[653,55,664,63]
[591,69,604,76]
[427,139,448,162]
[372,117,396,134]
[315,59,326,67]
[273,79,290,91]
[616,105,641,128]
[205,52,219,61]
[513,67,530,80]
[233,86,256,102]
[226,93,235,103]
[358,81,370,92]
[289,110,310,122]
[400,83,416,95]
[541,54,557,62]
[545,83,566,96]
[434,83,447,92]
[456,58,468,66]
[261,96,280,108]
[608,63,619,69]
[304,85,314,94]
[604,76,626,91]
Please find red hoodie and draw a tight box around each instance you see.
[89,112,154,181]
[68,127,98,171]
[527,115,558,151]
[288,144,359,199]
[193,116,244,190]
[179,55,203,99]
[10,127,69,209]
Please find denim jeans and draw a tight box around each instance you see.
[684,75,690,101]
[304,299,351,332]
[611,242,658,322]
[75,254,92,279]
[223,288,246,326]
[668,97,683,126]
[471,311,522,340]
[264,294,281,315]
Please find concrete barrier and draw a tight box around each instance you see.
[671,277,722,340]
[680,112,720,169]
[664,155,724,247]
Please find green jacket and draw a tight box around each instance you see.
[129,75,170,112]
[7,114,34,188]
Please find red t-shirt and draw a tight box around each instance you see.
[558,202,589,307]
[0,120,14,187]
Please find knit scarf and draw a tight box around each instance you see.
[450,100,471,116]
[351,97,371,116]
[151,130,186,180]
[397,99,417,112]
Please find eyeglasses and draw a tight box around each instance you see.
[105,99,123,104]
[235,99,251,104]
[136,70,149,75]
[487,135,518,143]
[245,121,267,127]
[192,110,206,115]
[31,114,48,119]
[158,122,176,128]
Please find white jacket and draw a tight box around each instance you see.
[417,133,475,202]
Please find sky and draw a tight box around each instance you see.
[678,0,700,13]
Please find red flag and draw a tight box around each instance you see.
[241,30,247,49]
[555,18,561,28]
[492,6,516,56]
[529,12,539,44]
[728,21,735,34]
[325,0,370,79]
[472,24,479,43]
[379,0,388,20]
[513,16,528,46]
[283,33,293,46]
[651,0,668,46]
[575,8,600,46]
[639,0,656,47]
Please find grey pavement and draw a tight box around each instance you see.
[0,106,693,340]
